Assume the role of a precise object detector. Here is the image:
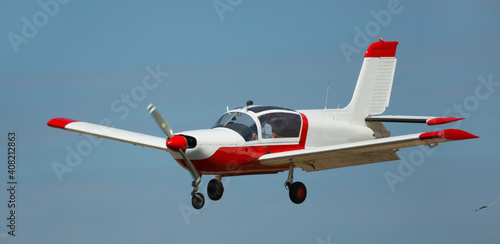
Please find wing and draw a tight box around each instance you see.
[259,129,478,172]
[47,118,168,151]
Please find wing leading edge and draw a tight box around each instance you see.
[47,118,168,151]
[259,129,478,172]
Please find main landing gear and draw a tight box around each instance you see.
[285,163,307,204]
[207,175,224,201]
[193,165,305,208]
[193,164,305,208]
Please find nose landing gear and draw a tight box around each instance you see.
[190,176,205,209]
[191,175,226,209]
[192,176,225,209]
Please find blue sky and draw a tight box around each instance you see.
[1,0,499,243]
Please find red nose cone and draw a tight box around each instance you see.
[166,135,187,151]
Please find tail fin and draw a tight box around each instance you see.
[345,40,399,124]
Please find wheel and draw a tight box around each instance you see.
[289,182,307,204]
[191,193,205,209]
[207,179,224,201]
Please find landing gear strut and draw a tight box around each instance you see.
[178,146,205,209]
[285,163,307,204]
[207,175,224,201]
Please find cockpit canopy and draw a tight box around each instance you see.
[213,106,302,141]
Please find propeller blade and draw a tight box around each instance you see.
[147,104,174,139]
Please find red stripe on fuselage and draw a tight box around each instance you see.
[178,113,310,176]
[298,113,308,148]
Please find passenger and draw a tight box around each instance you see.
[250,115,274,139]
[259,115,273,139]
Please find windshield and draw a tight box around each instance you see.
[213,112,257,141]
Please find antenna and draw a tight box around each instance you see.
[324,84,330,110]
[246,100,253,111]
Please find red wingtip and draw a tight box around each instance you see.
[47,118,79,128]
[419,129,479,141]
[365,40,399,57]
[427,117,465,126]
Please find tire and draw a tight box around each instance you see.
[289,182,307,204]
[207,179,224,201]
[191,193,205,209]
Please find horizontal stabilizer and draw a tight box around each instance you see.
[366,115,464,126]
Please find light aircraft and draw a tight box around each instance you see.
[48,39,478,209]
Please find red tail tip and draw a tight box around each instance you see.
[365,41,399,57]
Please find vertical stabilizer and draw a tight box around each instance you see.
[345,40,399,124]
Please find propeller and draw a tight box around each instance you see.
[147,104,202,192]
[147,104,174,139]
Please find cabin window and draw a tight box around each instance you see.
[258,112,301,139]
